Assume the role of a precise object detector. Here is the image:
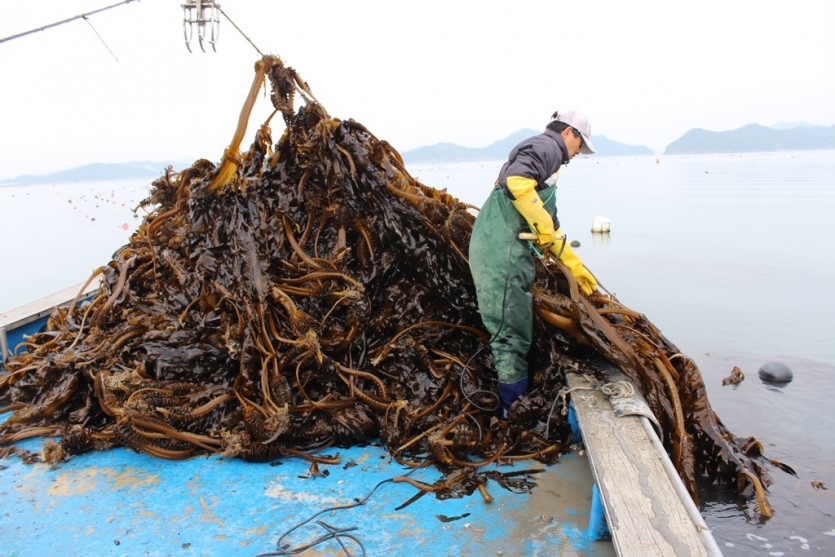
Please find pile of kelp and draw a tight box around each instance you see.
[0,56,786,516]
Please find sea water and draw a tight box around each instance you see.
[1,151,834,554]
[413,151,835,555]
[0,179,150,312]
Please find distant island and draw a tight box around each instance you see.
[5,123,834,184]
[2,159,193,186]
[664,123,835,154]
[402,129,652,163]
[406,123,835,162]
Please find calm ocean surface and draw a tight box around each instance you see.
[1,151,834,554]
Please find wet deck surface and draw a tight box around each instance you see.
[0,437,616,556]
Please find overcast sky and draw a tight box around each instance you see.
[1,0,834,178]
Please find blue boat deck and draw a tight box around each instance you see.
[0,283,617,556]
[4,284,722,556]
[1,437,613,556]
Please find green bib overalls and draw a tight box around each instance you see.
[468,183,557,384]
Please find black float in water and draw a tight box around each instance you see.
[758,361,793,383]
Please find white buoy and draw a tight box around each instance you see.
[591,216,611,233]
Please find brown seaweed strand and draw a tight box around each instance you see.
[653,357,686,470]
[282,215,321,269]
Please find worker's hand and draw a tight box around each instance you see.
[550,230,597,295]
[574,268,598,295]
[532,230,556,249]
[509,185,556,247]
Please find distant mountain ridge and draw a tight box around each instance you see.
[664,123,835,154]
[402,129,652,163]
[6,122,834,184]
[2,159,193,186]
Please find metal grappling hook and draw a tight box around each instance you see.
[182,0,220,52]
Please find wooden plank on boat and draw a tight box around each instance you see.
[567,373,715,557]
[0,281,98,330]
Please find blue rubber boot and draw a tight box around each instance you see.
[498,378,528,419]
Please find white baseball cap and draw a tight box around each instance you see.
[551,110,596,154]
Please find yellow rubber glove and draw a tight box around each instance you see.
[551,229,597,295]
[507,176,555,247]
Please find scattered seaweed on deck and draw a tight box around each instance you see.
[0,56,789,517]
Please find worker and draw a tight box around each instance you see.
[469,110,597,418]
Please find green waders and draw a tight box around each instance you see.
[469,184,557,385]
